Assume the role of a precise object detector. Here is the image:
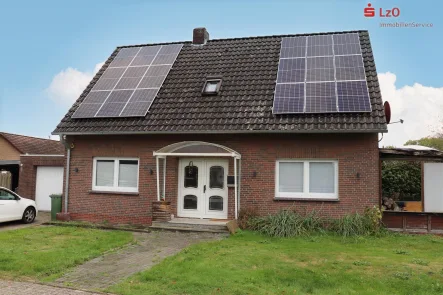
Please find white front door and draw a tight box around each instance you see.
[178,158,228,219]
[35,166,64,211]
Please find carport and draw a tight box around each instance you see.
[0,160,19,190]
[380,146,443,234]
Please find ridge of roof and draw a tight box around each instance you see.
[116,30,368,49]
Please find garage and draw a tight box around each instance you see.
[35,166,64,211]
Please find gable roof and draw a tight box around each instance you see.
[53,30,387,135]
[0,132,65,155]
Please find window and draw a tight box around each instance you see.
[93,158,139,192]
[184,165,198,188]
[184,195,197,209]
[0,189,16,200]
[276,160,338,200]
[209,196,223,211]
[202,79,222,95]
[209,166,224,189]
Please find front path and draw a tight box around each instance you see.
[54,230,226,291]
[0,280,105,295]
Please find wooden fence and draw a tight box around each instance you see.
[0,171,12,189]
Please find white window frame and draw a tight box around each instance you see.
[92,157,139,193]
[275,159,338,200]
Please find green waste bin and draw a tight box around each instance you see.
[50,194,62,221]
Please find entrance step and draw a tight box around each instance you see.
[150,219,229,234]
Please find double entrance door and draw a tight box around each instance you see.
[178,158,228,219]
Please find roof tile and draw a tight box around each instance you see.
[1,132,64,155]
[54,30,387,134]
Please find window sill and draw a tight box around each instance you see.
[89,190,139,196]
[274,197,339,202]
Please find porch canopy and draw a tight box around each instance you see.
[153,141,241,219]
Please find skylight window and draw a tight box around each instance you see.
[202,79,222,95]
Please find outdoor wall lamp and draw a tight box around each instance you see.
[356,172,361,179]
[74,168,79,173]
[253,171,257,178]
[150,168,154,175]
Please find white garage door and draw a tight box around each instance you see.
[35,166,64,211]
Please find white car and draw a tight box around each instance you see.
[0,187,38,223]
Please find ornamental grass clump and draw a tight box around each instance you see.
[248,209,323,237]
[330,206,384,237]
[247,206,384,238]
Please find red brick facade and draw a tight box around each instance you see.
[17,155,65,199]
[63,133,380,225]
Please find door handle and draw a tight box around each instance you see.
[204,185,206,193]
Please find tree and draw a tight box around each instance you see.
[405,136,443,151]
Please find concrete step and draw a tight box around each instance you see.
[151,221,229,233]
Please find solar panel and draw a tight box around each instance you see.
[337,81,371,112]
[277,58,305,83]
[307,35,333,57]
[72,43,183,119]
[273,33,371,114]
[273,83,305,114]
[306,56,334,82]
[335,55,365,81]
[305,82,337,113]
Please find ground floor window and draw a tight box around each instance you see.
[276,160,338,200]
[93,157,139,192]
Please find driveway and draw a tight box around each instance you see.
[0,211,50,232]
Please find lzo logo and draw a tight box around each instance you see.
[364,3,400,17]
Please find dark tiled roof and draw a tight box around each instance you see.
[53,30,387,134]
[0,132,65,155]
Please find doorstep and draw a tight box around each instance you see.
[150,217,230,234]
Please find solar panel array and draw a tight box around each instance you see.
[273,33,371,114]
[72,44,183,118]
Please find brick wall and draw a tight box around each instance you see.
[17,155,65,199]
[64,133,380,225]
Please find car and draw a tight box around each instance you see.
[0,186,38,223]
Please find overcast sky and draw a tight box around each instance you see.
[0,0,442,146]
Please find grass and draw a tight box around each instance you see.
[109,231,443,295]
[0,226,133,281]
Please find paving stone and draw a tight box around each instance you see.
[0,280,104,295]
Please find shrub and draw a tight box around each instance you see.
[248,209,323,237]
[248,206,384,238]
[382,161,421,201]
[330,206,383,237]
[238,207,258,229]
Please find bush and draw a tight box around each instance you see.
[238,207,258,229]
[248,209,323,237]
[330,206,383,237]
[382,161,421,201]
[248,206,384,238]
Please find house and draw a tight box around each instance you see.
[0,132,65,211]
[52,28,387,225]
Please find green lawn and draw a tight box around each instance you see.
[110,231,443,295]
[0,226,133,281]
